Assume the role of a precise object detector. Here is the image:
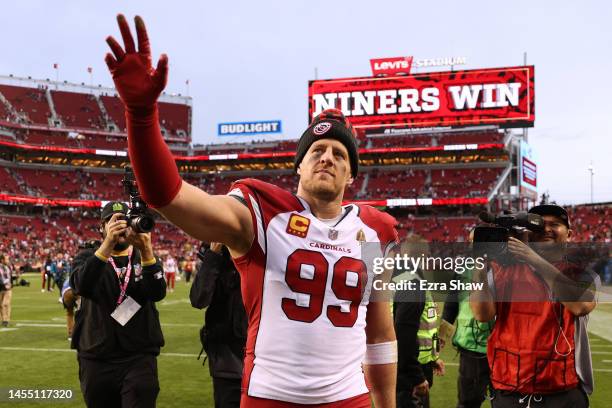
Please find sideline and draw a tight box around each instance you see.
[587,307,612,342]
[0,347,199,358]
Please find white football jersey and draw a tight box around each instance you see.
[229,179,397,404]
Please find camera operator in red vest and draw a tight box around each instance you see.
[470,205,599,408]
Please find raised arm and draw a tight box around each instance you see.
[104,15,253,255]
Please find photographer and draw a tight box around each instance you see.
[70,201,166,408]
[190,242,246,408]
[470,205,599,408]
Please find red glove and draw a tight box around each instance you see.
[104,14,181,208]
[105,14,168,112]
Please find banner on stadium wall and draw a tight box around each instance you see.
[309,66,535,129]
[218,120,282,136]
[519,140,537,191]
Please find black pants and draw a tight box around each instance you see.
[491,387,588,408]
[398,362,434,408]
[212,377,241,408]
[78,355,159,408]
[457,349,490,408]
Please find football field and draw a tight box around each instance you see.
[1,274,611,407]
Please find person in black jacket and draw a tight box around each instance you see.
[70,201,166,408]
[393,236,445,408]
[190,242,246,408]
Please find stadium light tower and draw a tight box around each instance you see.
[588,161,594,204]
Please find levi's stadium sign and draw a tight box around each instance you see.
[370,57,413,76]
[309,66,535,129]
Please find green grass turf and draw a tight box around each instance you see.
[1,274,611,407]
[0,274,211,407]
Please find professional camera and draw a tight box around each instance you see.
[122,167,155,233]
[473,211,544,259]
[79,239,101,250]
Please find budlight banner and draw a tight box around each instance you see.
[218,120,282,136]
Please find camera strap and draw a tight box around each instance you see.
[109,247,133,305]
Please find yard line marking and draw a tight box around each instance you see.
[12,319,57,323]
[159,299,190,306]
[0,328,18,332]
[591,351,612,355]
[13,321,200,328]
[588,308,612,342]
[160,352,199,358]
[161,323,201,327]
[0,347,199,358]
[0,347,73,353]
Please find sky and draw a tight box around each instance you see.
[0,1,610,205]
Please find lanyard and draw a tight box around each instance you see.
[108,247,133,305]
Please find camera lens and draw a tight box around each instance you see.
[133,215,155,233]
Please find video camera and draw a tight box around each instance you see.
[473,211,544,259]
[122,167,155,233]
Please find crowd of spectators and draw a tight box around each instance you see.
[0,203,608,278]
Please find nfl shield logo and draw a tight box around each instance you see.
[328,229,338,240]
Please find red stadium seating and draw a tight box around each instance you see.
[567,205,611,242]
[368,134,432,148]
[100,95,127,132]
[430,168,502,198]
[22,130,82,147]
[81,134,126,150]
[368,169,428,197]
[437,131,503,145]
[158,101,190,136]
[394,215,475,242]
[0,168,22,194]
[0,84,51,124]
[51,90,105,129]
[367,130,503,149]
[0,99,13,122]
[0,83,190,142]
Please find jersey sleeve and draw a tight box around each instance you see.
[227,178,305,262]
[357,204,400,256]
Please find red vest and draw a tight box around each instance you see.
[487,262,579,394]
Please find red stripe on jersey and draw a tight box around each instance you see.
[355,204,399,253]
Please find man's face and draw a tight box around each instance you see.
[297,139,353,201]
[533,214,572,245]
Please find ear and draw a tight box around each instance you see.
[296,164,302,176]
[566,228,573,241]
[346,175,354,186]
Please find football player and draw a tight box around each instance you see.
[104,14,398,407]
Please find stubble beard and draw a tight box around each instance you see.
[305,178,342,202]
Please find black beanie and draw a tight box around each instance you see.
[294,109,359,178]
